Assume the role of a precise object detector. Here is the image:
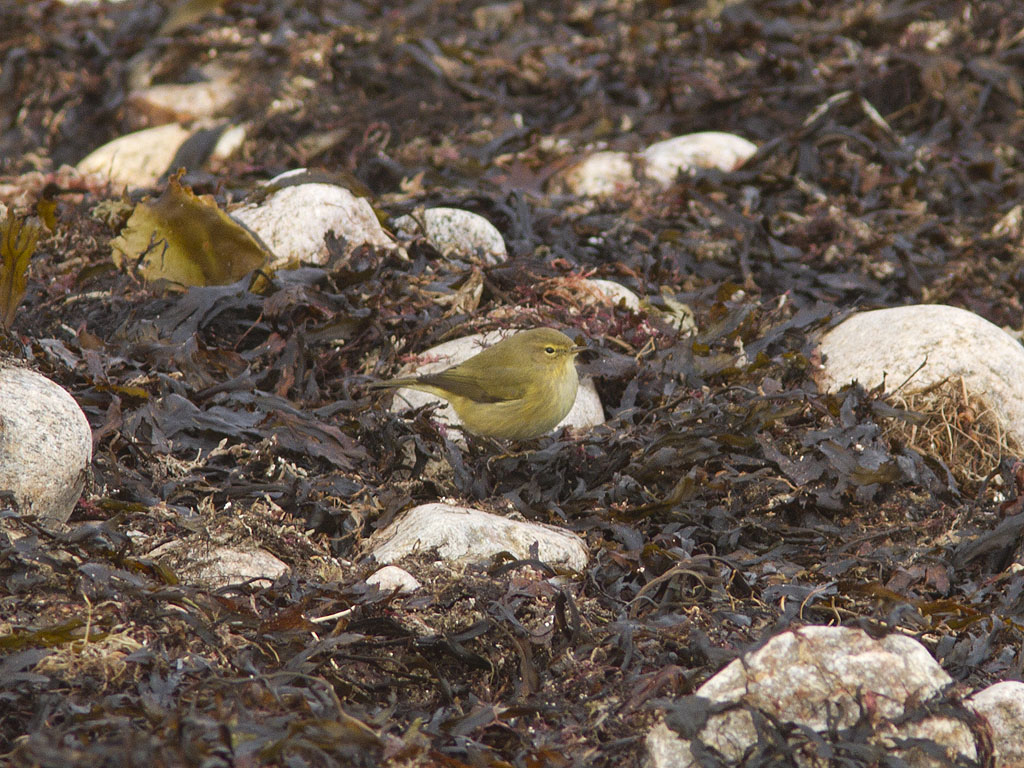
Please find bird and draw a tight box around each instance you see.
[371,328,585,440]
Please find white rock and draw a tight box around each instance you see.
[967,680,1024,767]
[392,207,507,265]
[817,305,1024,446]
[647,626,975,768]
[196,546,288,589]
[150,541,288,589]
[550,151,637,198]
[366,565,421,594]
[472,0,523,31]
[577,278,642,311]
[367,503,589,570]
[233,183,395,266]
[266,169,309,184]
[211,124,248,161]
[386,330,604,435]
[641,132,757,187]
[552,134,757,199]
[695,627,951,731]
[563,377,605,430]
[125,79,239,124]
[76,123,192,189]
[0,366,92,525]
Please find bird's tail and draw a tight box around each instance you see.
[367,377,418,390]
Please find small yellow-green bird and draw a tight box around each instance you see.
[372,328,585,440]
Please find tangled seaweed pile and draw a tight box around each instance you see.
[3,1,1024,765]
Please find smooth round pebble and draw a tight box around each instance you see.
[76,123,193,189]
[0,366,92,524]
[125,78,239,125]
[366,565,421,594]
[367,502,589,570]
[817,304,1024,446]
[392,207,507,265]
[149,541,288,589]
[210,124,247,161]
[647,626,973,768]
[967,681,1024,767]
[581,278,642,311]
[472,1,523,31]
[549,151,637,198]
[641,131,757,187]
[233,183,395,266]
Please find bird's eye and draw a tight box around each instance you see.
[544,346,556,354]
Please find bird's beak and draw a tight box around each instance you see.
[570,344,588,355]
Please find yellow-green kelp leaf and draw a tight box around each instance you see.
[0,211,40,330]
[111,174,270,287]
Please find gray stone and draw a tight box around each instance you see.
[77,124,193,189]
[641,132,757,187]
[0,366,92,524]
[817,304,1024,446]
[125,82,236,125]
[392,207,507,265]
[472,1,523,31]
[550,151,637,198]
[967,680,1024,767]
[551,132,757,199]
[233,182,395,266]
[368,502,589,570]
[149,541,288,589]
[366,565,421,594]
[576,278,642,311]
[647,626,976,768]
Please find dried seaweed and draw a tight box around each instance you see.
[3,1,1024,766]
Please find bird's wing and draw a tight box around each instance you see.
[417,365,529,403]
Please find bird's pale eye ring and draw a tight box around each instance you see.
[544,346,556,355]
